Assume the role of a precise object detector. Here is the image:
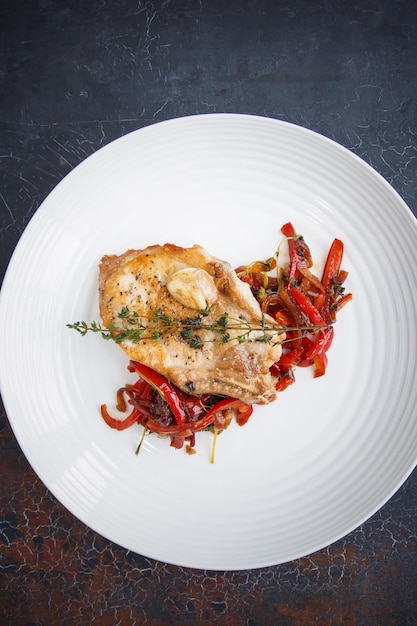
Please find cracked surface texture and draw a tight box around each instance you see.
[1,1,417,624]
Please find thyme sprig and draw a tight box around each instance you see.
[67,307,329,349]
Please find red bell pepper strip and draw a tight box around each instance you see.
[281,221,297,252]
[281,222,302,282]
[174,388,207,421]
[318,238,346,324]
[281,221,313,270]
[271,346,304,392]
[140,416,192,436]
[235,403,254,426]
[314,292,325,311]
[305,326,334,359]
[275,309,292,327]
[100,404,145,431]
[288,250,301,282]
[296,335,316,367]
[278,287,308,348]
[274,367,296,392]
[194,397,252,432]
[170,434,197,450]
[336,292,353,311]
[321,238,344,293]
[278,347,305,369]
[313,351,328,378]
[337,269,349,285]
[130,361,187,426]
[289,286,326,326]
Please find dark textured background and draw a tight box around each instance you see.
[1,1,417,624]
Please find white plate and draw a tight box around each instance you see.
[1,114,417,570]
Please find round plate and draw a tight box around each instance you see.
[1,114,417,570]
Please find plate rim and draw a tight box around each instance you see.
[1,113,417,570]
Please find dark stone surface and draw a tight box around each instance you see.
[1,1,416,624]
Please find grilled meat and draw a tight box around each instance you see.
[99,244,282,404]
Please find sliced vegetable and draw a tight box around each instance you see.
[240,223,351,395]
[289,286,327,326]
[305,326,334,360]
[100,404,145,431]
[129,361,187,426]
[101,362,254,454]
[321,238,344,293]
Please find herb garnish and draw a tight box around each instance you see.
[67,307,328,349]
